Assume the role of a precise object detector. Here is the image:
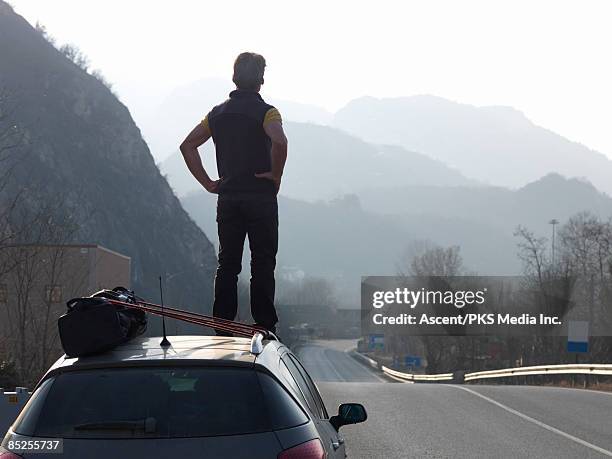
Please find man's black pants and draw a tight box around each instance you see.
[213,195,279,332]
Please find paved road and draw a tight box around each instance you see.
[297,340,612,459]
[296,340,385,383]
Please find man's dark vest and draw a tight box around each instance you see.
[207,90,275,196]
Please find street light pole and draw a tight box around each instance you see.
[549,219,559,267]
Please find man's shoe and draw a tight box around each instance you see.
[252,324,277,337]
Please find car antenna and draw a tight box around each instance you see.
[159,275,171,347]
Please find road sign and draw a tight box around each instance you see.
[368,334,384,350]
[405,356,421,368]
[567,320,589,353]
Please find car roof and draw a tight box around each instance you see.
[45,335,287,378]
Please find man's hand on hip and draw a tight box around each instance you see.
[204,178,222,194]
[261,120,287,194]
[255,171,281,192]
[180,123,220,194]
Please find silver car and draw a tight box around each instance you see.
[1,335,366,458]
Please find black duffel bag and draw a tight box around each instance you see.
[58,287,147,357]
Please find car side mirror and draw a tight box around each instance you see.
[330,403,367,431]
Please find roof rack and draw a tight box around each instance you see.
[105,298,276,341]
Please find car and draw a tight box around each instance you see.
[0,334,367,458]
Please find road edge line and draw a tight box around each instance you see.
[347,349,390,383]
[452,385,612,457]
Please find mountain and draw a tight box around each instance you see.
[181,191,417,306]
[0,2,216,316]
[180,191,520,306]
[160,122,476,199]
[358,173,612,235]
[138,78,333,161]
[333,95,612,194]
[180,174,612,306]
[182,192,413,276]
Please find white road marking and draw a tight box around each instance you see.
[339,349,387,383]
[453,385,612,457]
[321,347,347,382]
[367,369,387,383]
[299,343,386,383]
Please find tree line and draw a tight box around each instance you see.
[380,214,612,377]
[0,88,82,388]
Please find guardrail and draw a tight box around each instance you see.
[351,350,455,382]
[351,351,458,382]
[381,366,454,382]
[353,351,612,385]
[379,362,612,384]
[464,364,612,382]
[350,350,380,371]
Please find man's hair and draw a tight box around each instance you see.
[233,52,266,91]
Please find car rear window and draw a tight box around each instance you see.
[13,366,308,439]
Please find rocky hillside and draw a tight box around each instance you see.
[0,2,216,317]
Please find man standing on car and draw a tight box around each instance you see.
[180,52,288,335]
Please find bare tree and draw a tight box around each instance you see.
[2,200,84,385]
[59,44,90,72]
[514,226,549,283]
[409,245,463,277]
[90,69,114,92]
[0,87,88,385]
[35,21,56,46]
[277,276,336,308]
[560,212,612,283]
[397,242,469,373]
[559,213,612,360]
[516,214,612,365]
[0,87,27,276]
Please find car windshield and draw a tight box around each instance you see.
[13,366,308,439]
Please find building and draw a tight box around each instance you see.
[0,244,130,384]
[0,244,130,306]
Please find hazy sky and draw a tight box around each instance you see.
[10,0,612,158]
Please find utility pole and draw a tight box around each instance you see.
[549,219,559,266]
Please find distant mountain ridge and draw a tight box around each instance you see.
[0,1,216,314]
[333,94,612,194]
[359,173,612,235]
[160,121,475,199]
[180,173,612,306]
[149,84,612,197]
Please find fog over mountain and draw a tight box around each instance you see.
[161,122,475,199]
[4,0,609,312]
[333,95,612,194]
[180,191,517,306]
[151,78,612,307]
[359,173,612,235]
[180,174,612,306]
[139,78,333,161]
[145,77,612,199]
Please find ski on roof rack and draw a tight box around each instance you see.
[105,298,276,340]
